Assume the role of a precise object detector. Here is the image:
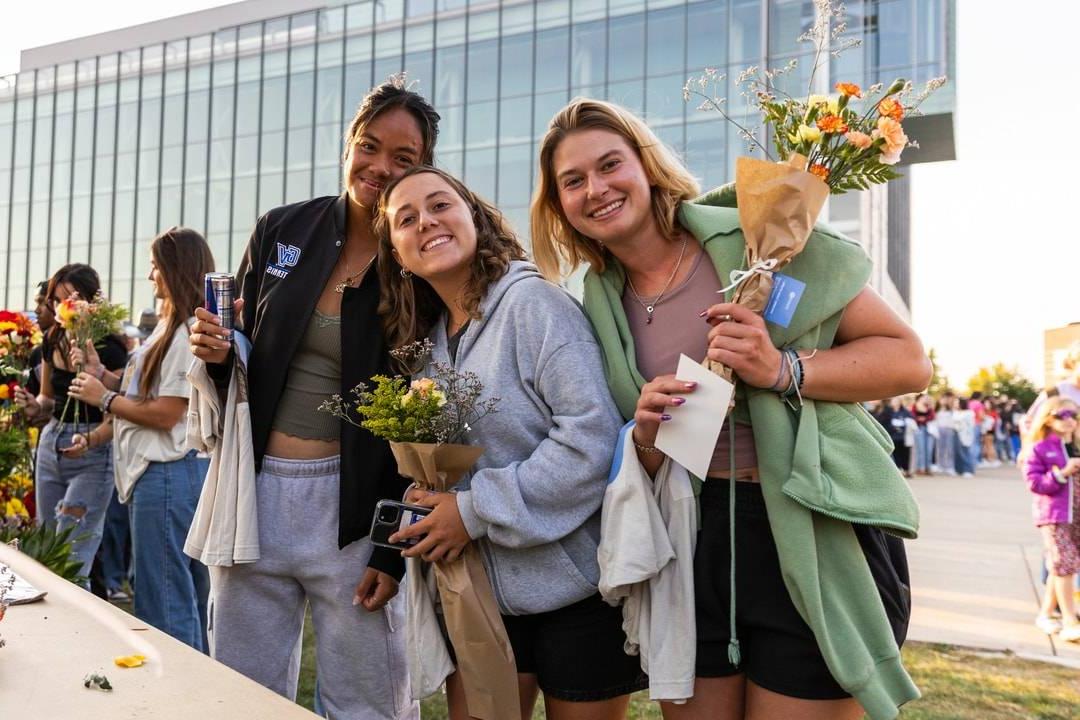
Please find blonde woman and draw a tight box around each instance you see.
[531,98,930,720]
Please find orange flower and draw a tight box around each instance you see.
[808,164,830,182]
[877,97,905,121]
[835,82,862,98]
[845,131,874,150]
[816,114,849,134]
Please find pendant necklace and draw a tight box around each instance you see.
[334,252,377,294]
[626,234,689,324]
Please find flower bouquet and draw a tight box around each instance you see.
[54,293,127,433]
[683,0,946,383]
[0,310,42,385]
[320,340,515,720]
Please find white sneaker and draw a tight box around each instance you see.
[1036,614,1063,634]
[1060,624,1080,642]
[961,472,974,478]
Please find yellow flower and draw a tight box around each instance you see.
[4,497,28,518]
[0,385,8,400]
[0,321,16,333]
[28,427,39,449]
[789,124,822,145]
[400,391,414,408]
[114,654,147,668]
[432,390,448,408]
[807,94,840,115]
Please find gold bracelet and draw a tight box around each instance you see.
[634,440,663,455]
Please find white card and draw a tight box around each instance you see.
[654,354,735,478]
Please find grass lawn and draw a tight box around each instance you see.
[296,615,1080,719]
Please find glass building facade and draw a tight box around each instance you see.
[0,0,954,313]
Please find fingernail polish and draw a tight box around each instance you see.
[698,310,708,318]
[352,596,361,606]
[685,382,697,389]
[672,397,686,406]
[661,414,672,421]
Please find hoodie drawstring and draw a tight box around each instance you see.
[727,419,741,667]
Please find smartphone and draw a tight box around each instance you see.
[370,499,432,550]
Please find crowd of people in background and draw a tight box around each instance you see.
[869,391,1026,478]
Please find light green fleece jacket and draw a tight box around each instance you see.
[582,185,921,720]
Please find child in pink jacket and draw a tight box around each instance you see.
[1025,397,1080,640]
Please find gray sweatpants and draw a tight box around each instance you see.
[208,455,417,720]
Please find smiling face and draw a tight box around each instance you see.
[147,259,167,301]
[551,128,657,250]
[386,171,478,290]
[1050,401,1079,437]
[343,106,425,212]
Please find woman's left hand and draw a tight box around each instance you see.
[68,372,108,408]
[391,492,471,563]
[702,302,784,389]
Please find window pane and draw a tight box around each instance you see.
[571,20,606,90]
[288,70,315,129]
[535,27,569,94]
[497,143,532,207]
[647,6,685,76]
[466,39,498,102]
[608,14,644,83]
[499,32,533,99]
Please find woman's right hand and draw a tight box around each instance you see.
[632,374,698,450]
[190,299,243,365]
[1063,458,1080,478]
[69,340,103,377]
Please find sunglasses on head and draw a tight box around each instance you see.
[1053,410,1078,421]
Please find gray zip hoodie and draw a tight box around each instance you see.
[425,260,623,616]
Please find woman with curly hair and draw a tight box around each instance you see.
[376,166,645,719]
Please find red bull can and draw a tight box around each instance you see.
[205,272,236,334]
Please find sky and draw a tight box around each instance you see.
[3,0,1078,386]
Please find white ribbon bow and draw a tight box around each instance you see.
[718,257,779,295]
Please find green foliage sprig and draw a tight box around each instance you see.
[319,339,499,444]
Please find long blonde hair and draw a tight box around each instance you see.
[1025,396,1079,448]
[530,98,700,280]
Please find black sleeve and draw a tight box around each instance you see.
[99,335,128,371]
[24,346,42,396]
[368,545,406,580]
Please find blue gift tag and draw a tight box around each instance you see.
[762,273,806,328]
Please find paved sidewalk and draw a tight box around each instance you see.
[907,464,1080,666]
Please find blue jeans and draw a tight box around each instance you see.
[914,426,934,472]
[969,431,983,467]
[956,441,975,474]
[994,435,1012,462]
[35,420,115,584]
[99,491,131,591]
[129,450,211,651]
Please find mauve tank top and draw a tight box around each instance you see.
[622,247,759,476]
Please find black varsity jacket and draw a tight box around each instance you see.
[234,192,408,578]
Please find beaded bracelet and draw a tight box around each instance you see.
[101,391,118,413]
[634,440,664,455]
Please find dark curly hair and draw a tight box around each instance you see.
[374,165,527,352]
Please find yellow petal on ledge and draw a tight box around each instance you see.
[114,654,147,668]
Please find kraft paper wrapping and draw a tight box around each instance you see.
[707,154,829,380]
[389,441,520,720]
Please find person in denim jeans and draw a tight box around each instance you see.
[16,264,128,584]
[912,394,936,475]
[67,228,215,651]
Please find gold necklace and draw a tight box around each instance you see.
[625,234,689,324]
[334,252,377,293]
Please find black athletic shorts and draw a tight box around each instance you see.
[443,592,647,702]
[694,479,911,699]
